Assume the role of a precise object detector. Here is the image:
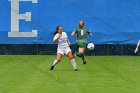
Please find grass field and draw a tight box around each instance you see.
[0,55,140,93]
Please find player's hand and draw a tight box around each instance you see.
[68,41,71,46]
[71,32,75,36]
[53,34,62,43]
[58,34,62,38]
[89,33,92,37]
[134,48,138,53]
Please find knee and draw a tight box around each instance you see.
[69,56,73,60]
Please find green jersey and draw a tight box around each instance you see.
[74,27,90,42]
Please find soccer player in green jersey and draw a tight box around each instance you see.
[71,20,92,64]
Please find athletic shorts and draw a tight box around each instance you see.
[75,40,86,48]
[57,47,71,55]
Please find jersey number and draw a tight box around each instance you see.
[81,30,84,36]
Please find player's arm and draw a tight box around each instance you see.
[87,29,92,37]
[67,39,71,46]
[71,29,77,36]
[66,33,71,46]
[134,40,140,53]
[89,33,92,37]
[71,32,76,36]
[53,35,62,43]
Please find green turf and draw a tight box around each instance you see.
[0,55,139,93]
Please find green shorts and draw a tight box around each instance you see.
[75,40,86,48]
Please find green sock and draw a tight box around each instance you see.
[77,52,85,63]
[81,53,85,63]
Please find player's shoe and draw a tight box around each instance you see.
[74,69,78,71]
[50,65,54,70]
[83,61,87,64]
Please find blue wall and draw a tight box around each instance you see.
[0,0,140,44]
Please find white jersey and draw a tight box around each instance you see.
[54,32,69,49]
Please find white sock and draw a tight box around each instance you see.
[71,59,77,69]
[52,59,58,66]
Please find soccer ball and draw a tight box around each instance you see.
[87,43,95,50]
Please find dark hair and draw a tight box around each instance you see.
[83,21,85,25]
[53,25,62,36]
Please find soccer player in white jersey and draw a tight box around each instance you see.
[134,40,140,53]
[50,26,78,71]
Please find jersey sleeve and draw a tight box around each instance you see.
[64,32,68,40]
[53,34,59,41]
[66,33,68,39]
[86,29,91,34]
[73,28,78,33]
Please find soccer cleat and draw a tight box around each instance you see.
[50,65,54,70]
[83,61,87,64]
[74,69,78,71]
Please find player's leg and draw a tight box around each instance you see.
[76,41,87,64]
[66,50,78,71]
[73,41,79,57]
[77,48,87,64]
[50,52,63,70]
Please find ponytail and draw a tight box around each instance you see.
[53,25,62,36]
